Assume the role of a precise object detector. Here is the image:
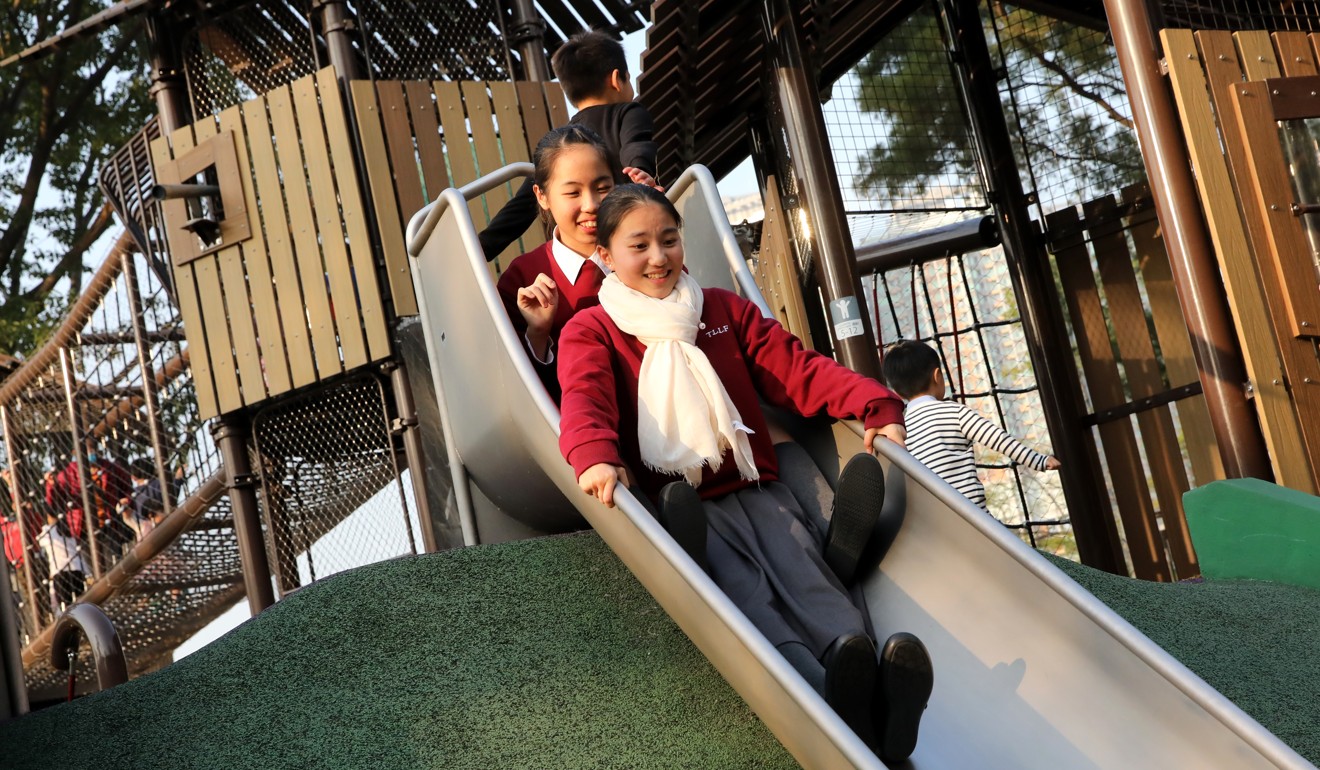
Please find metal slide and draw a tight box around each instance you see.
[405,166,1314,770]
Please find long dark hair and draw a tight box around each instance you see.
[532,124,611,189]
[595,183,683,249]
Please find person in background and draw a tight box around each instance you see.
[479,29,659,262]
[35,509,88,617]
[881,340,1060,510]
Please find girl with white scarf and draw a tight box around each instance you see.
[557,184,933,762]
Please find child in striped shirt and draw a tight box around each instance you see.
[881,340,1060,510]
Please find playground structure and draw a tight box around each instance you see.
[0,0,1318,763]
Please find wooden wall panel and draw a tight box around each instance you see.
[405,81,450,205]
[351,79,417,322]
[491,81,536,264]
[756,176,813,346]
[434,81,485,231]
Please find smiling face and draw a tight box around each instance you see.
[533,144,614,257]
[598,201,685,299]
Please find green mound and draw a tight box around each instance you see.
[1047,553,1320,764]
[0,533,795,770]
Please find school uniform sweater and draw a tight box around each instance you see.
[558,287,905,502]
[903,395,1050,509]
[496,241,604,401]
[479,101,658,260]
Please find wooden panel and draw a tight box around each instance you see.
[516,81,553,150]
[463,81,508,231]
[490,81,536,264]
[293,74,366,371]
[543,81,570,129]
[1274,31,1318,77]
[219,104,289,397]
[434,81,485,229]
[149,133,219,418]
[377,80,426,224]
[1235,30,1282,80]
[320,69,392,354]
[1122,190,1222,487]
[1166,29,1312,492]
[1049,207,1169,581]
[1084,196,1195,578]
[185,118,244,415]
[758,176,813,346]
[404,80,450,204]
[270,84,342,378]
[243,93,318,389]
[350,79,417,321]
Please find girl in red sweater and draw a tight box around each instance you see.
[497,124,656,401]
[557,184,934,761]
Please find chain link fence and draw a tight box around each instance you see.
[1158,0,1320,31]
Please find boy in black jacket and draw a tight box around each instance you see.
[479,30,659,261]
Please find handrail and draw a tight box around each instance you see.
[50,603,128,692]
[407,162,534,256]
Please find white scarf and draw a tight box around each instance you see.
[597,272,759,486]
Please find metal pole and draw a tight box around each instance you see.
[0,541,27,717]
[59,348,102,580]
[936,0,1123,571]
[212,418,275,613]
[386,362,436,553]
[144,13,189,134]
[120,254,174,516]
[509,0,552,81]
[1102,0,1270,479]
[1,407,41,635]
[314,0,364,81]
[760,0,881,379]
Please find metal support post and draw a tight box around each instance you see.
[760,0,882,379]
[1102,0,1271,479]
[314,0,364,80]
[936,0,1123,570]
[386,362,437,553]
[212,418,275,613]
[510,0,552,81]
[1,406,41,634]
[144,13,189,134]
[121,254,174,515]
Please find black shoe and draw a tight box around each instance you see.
[823,633,877,746]
[874,632,933,763]
[658,481,709,572]
[825,453,885,585]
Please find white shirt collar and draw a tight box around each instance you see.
[549,227,610,284]
[907,394,939,406]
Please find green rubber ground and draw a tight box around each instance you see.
[0,532,794,770]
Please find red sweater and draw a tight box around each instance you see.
[558,288,905,501]
[496,242,603,400]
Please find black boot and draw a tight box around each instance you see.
[823,633,877,746]
[825,453,885,585]
[873,632,933,763]
[658,481,709,572]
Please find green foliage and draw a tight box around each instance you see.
[0,0,152,358]
[853,2,1143,204]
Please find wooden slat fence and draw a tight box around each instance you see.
[1046,185,1222,581]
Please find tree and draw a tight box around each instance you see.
[0,0,152,357]
[853,2,1143,206]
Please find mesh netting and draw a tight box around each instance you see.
[1158,0,1320,31]
[354,0,508,81]
[182,5,321,119]
[252,374,420,598]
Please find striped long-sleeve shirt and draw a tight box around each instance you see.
[904,395,1050,509]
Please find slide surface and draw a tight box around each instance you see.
[405,165,1313,770]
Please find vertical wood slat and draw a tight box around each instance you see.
[759,176,814,346]
[1164,29,1313,492]
[543,82,570,131]
[293,75,367,371]
[320,69,392,355]
[1083,196,1196,578]
[493,79,538,264]
[434,81,486,232]
[1122,190,1222,487]
[377,81,426,225]
[351,79,418,320]
[405,80,450,204]
[1274,31,1318,76]
[270,84,342,378]
[149,133,219,419]
[219,104,291,397]
[1049,207,1169,581]
[183,118,244,415]
[516,81,553,151]
[463,81,510,232]
[243,93,318,389]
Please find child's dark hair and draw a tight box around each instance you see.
[551,31,629,105]
[881,340,942,399]
[532,124,610,189]
[596,184,682,248]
